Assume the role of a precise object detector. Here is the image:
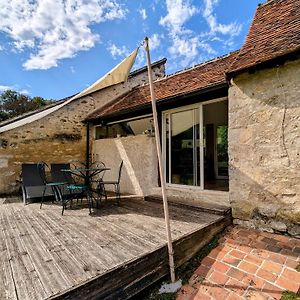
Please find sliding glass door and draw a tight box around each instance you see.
[163,106,204,188]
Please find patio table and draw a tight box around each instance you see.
[61,167,110,208]
[61,167,110,185]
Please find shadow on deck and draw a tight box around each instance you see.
[0,197,231,300]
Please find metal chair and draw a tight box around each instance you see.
[51,163,85,201]
[38,162,68,213]
[100,161,123,205]
[21,163,53,205]
[39,162,92,215]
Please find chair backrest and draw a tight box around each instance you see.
[37,162,49,185]
[117,161,123,184]
[51,163,73,184]
[22,163,44,187]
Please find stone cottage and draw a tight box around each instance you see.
[0,0,299,236]
[86,0,300,236]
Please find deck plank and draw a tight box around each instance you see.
[0,210,18,300]
[0,198,228,300]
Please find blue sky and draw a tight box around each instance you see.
[0,0,262,100]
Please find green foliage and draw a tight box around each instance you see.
[281,291,300,300]
[0,89,53,122]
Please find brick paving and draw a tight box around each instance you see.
[176,226,300,300]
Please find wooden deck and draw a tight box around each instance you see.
[0,197,231,300]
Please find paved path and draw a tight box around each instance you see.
[177,226,300,300]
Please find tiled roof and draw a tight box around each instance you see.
[87,51,238,120]
[227,0,300,76]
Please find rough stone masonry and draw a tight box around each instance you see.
[228,58,300,237]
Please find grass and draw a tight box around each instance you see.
[132,233,222,300]
[281,291,300,300]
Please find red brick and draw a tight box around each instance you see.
[281,267,300,282]
[222,255,241,267]
[285,258,299,269]
[201,257,215,268]
[273,234,291,244]
[261,261,282,275]
[225,238,239,248]
[262,282,283,300]
[256,269,277,282]
[244,289,269,300]
[177,285,196,300]
[191,291,211,300]
[226,278,247,296]
[194,265,210,278]
[226,292,244,300]
[206,285,229,299]
[208,248,226,261]
[230,249,246,260]
[251,275,265,290]
[268,253,286,265]
[290,238,300,248]
[251,249,269,259]
[244,254,263,266]
[227,267,247,281]
[239,261,258,274]
[236,245,252,254]
[213,261,230,273]
[275,277,299,293]
[209,270,229,286]
[281,248,295,258]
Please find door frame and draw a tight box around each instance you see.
[162,97,227,190]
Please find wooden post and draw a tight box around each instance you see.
[144,37,176,283]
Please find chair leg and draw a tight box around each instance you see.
[40,186,46,209]
[114,183,120,206]
[86,191,92,214]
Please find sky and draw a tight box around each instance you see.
[0,0,263,100]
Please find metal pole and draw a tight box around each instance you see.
[144,37,176,283]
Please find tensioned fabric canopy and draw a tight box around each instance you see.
[70,48,138,101]
[0,49,138,133]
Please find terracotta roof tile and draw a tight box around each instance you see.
[87,51,238,120]
[227,0,300,75]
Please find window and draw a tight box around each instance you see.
[95,116,154,139]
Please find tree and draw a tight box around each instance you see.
[0,90,53,122]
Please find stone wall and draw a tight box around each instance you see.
[92,134,230,207]
[0,64,165,194]
[228,58,300,237]
[92,135,158,196]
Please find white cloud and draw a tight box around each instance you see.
[0,85,29,95]
[0,0,127,70]
[138,8,147,20]
[159,0,200,66]
[159,0,198,34]
[160,0,242,69]
[107,44,129,59]
[202,0,241,36]
[149,33,162,50]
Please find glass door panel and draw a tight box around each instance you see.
[171,110,194,185]
[216,125,229,178]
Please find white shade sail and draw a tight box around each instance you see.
[0,49,138,133]
[70,48,138,101]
